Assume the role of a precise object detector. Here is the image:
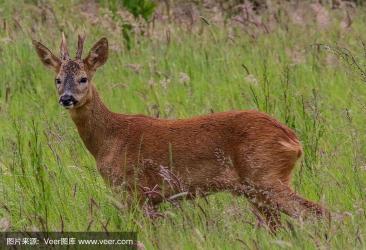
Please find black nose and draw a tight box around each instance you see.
[59,95,77,107]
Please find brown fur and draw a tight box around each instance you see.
[33,35,328,231]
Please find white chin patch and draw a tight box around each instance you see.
[63,104,74,109]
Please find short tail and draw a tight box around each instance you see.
[279,138,303,160]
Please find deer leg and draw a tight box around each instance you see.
[239,181,329,221]
[234,139,328,224]
[271,185,329,219]
[251,202,282,233]
[234,182,282,232]
[142,203,164,219]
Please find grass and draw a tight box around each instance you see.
[0,0,366,249]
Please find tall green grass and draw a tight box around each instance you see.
[0,1,366,249]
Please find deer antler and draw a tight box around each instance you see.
[76,34,86,60]
[60,32,70,60]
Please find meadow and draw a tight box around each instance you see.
[0,0,366,249]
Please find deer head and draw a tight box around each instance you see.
[32,34,108,109]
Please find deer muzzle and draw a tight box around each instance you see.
[59,94,78,109]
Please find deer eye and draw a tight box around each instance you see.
[55,78,61,85]
[79,77,88,84]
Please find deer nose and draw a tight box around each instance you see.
[59,95,77,107]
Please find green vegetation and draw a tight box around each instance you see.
[0,1,365,249]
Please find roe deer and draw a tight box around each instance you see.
[33,34,328,231]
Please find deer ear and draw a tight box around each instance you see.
[32,40,61,72]
[83,37,108,71]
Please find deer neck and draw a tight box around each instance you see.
[69,84,112,157]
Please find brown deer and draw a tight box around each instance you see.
[33,34,328,231]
